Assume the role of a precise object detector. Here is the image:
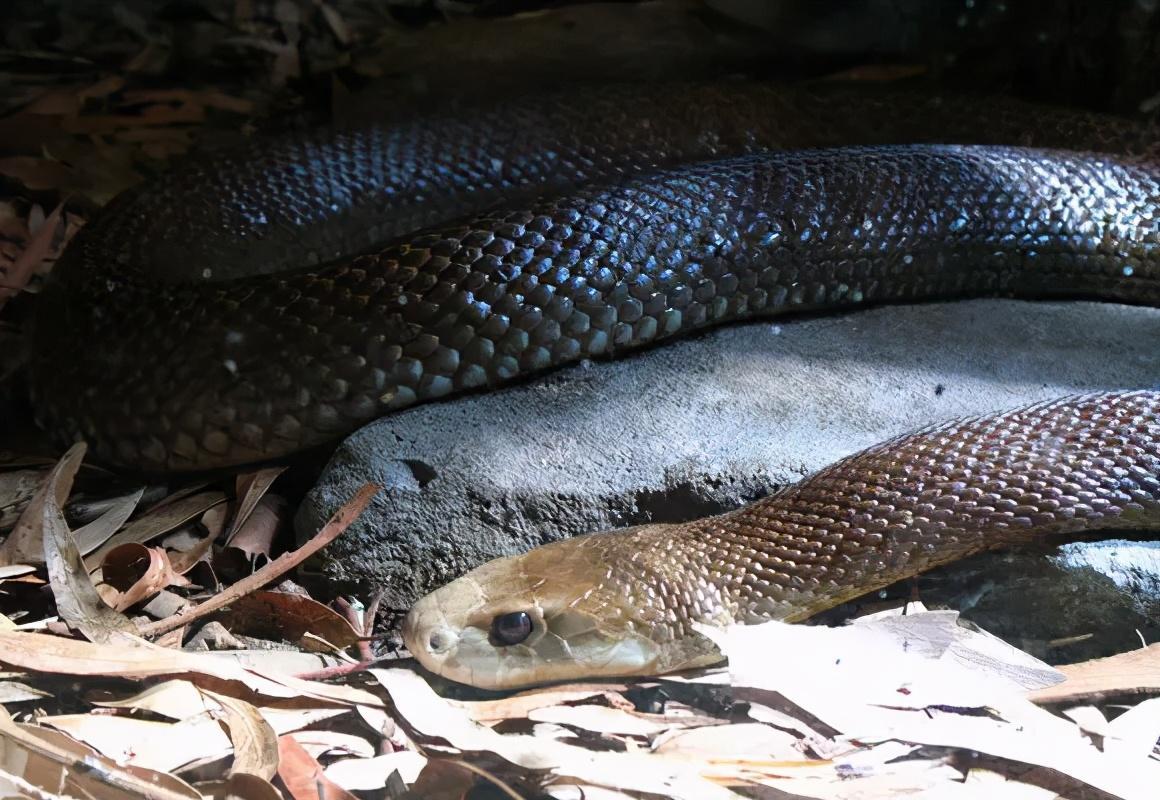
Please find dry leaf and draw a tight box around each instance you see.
[276,734,359,800]
[457,687,625,723]
[1104,697,1160,760]
[83,490,227,570]
[1029,644,1160,703]
[0,443,84,566]
[229,466,286,544]
[289,729,375,759]
[0,629,382,707]
[370,668,742,800]
[0,469,43,531]
[0,705,201,800]
[101,543,185,611]
[651,722,804,759]
[707,617,1160,800]
[37,446,138,641]
[73,487,145,555]
[324,750,427,791]
[137,483,378,639]
[201,688,280,780]
[218,590,361,651]
[43,712,232,773]
[93,679,215,720]
[526,704,699,737]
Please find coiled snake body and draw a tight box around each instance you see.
[27,82,1160,688]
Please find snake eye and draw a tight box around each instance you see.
[490,611,533,646]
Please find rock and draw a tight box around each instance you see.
[296,299,1160,624]
[820,541,1160,664]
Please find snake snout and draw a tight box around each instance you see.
[400,603,456,671]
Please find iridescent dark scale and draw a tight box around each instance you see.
[28,83,1160,472]
[580,392,1160,646]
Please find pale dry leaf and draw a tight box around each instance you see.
[45,702,350,775]
[83,490,227,570]
[228,466,286,545]
[0,469,43,531]
[0,442,85,566]
[200,688,279,780]
[527,704,697,737]
[1104,697,1160,761]
[73,487,145,555]
[701,614,1051,730]
[1061,705,1110,739]
[258,705,351,736]
[651,722,803,760]
[38,449,137,641]
[456,687,620,723]
[869,610,1064,691]
[0,629,382,707]
[0,707,201,800]
[712,616,1160,799]
[0,565,35,580]
[747,757,966,799]
[546,787,640,800]
[167,528,218,575]
[324,750,427,792]
[0,680,50,703]
[369,668,743,800]
[960,767,1060,800]
[93,679,215,720]
[44,713,232,773]
[289,730,375,760]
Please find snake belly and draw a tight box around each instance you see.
[26,83,1160,473]
[403,391,1160,689]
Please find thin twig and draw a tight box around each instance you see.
[137,483,379,639]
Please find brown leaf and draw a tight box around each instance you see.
[218,590,361,651]
[276,734,359,800]
[0,158,77,192]
[101,543,186,611]
[405,760,478,800]
[201,688,280,780]
[1029,644,1160,704]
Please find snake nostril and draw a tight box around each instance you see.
[428,628,456,654]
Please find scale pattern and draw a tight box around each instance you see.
[27,83,1160,472]
[400,392,1160,688]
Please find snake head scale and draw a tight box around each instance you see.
[401,525,729,689]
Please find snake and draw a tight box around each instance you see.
[24,81,1160,688]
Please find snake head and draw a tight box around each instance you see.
[401,527,725,689]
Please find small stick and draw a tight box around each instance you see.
[137,483,379,639]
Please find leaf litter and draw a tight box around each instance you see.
[9,445,1157,798]
[2,3,1160,798]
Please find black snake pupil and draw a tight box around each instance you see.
[491,611,533,645]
